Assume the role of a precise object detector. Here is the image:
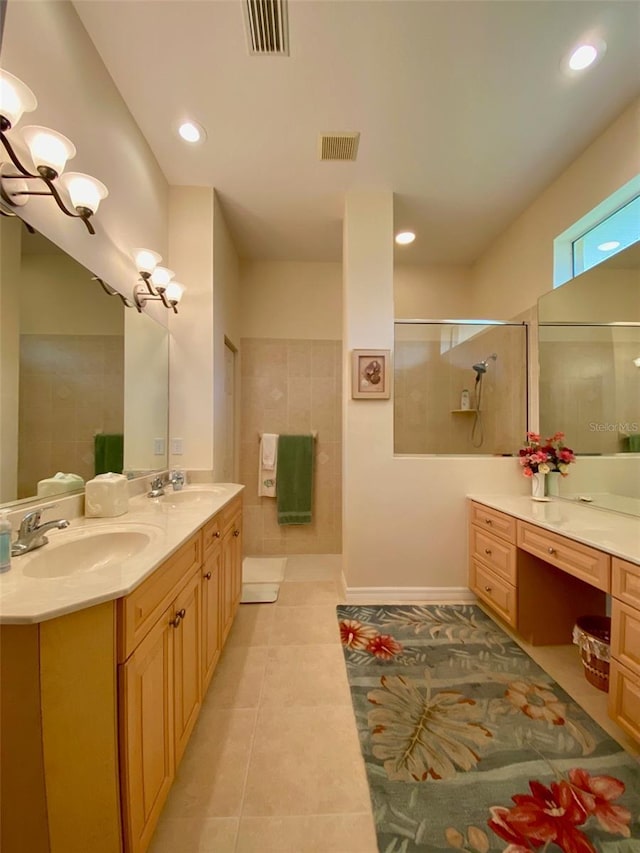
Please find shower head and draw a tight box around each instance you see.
[472,353,497,376]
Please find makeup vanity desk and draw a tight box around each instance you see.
[467,495,640,742]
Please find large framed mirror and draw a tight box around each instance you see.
[0,215,169,508]
[537,240,640,516]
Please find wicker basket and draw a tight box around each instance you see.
[572,616,611,692]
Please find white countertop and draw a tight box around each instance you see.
[468,494,640,565]
[0,484,244,625]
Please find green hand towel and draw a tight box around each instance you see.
[277,435,314,525]
[94,433,124,475]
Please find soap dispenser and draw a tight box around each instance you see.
[0,511,12,573]
[460,389,471,410]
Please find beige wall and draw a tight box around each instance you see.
[0,220,22,502]
[394,265,473,319]
[471,98,640,320]
[240,338,342,555]
[539,268,640,324]
[240,261,342,340]
[2,1,169,314]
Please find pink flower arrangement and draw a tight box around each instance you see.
[518,432,576,478]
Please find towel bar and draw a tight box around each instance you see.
[258,431,317,442]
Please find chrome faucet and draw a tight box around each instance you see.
[169,470,185,491]
[148,475,166,498]
[11,505,70,556]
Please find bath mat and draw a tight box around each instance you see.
[336,603,640,853]
[240,582,280,604]
[242,556,287,584]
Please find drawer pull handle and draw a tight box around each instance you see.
[170,608,186,628]
[204,571,212,580]
[233,529,240,537]
[212,531,221,539]
[484,585,492,593]
[548,547,556,555]
[485,519,492,525]
[484,548,492,555]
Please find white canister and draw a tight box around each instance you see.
[85,473,130,518]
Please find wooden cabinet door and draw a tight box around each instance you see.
[221,529,235,643]
[230,511,243,616]
[119,607,174,853]
[173,570,202,767]
[201,545,222,693]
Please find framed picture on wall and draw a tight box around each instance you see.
[351,349,391,399]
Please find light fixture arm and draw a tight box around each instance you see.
[0,129,96,234]
[93,276,134,308]
[133,283,178,314]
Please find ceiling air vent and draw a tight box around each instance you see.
[319,132,360,162]
[244,0,289,56]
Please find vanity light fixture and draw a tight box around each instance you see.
[395,231,416,245]
[131,248,185,314]
[0,69,108,234]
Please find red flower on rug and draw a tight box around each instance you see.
[568,768,632,837]
[366,634,403,659]
[339,619,378,650]
[488,780,594,853]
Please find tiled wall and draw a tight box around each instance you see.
[240,338,342,555]
[394,324,527,454]
[18,334,124,498]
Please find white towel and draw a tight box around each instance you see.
[258,433,278,497]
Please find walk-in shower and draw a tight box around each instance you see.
[471,353,497,447]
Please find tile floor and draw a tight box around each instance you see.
[149,554,638,853]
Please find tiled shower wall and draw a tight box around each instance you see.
[240,338,342,555]
[18,334,124,498]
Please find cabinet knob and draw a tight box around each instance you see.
[170,608,186,628]
[484,585,492,593]
[485,519,492,525]
[233,529,240,537]
[548,547,556,555]
[484,548,492,555]
[211,530,221,539]
[204,571,212,580]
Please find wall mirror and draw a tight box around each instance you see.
[537,240,640,516]
[0,216,169,508]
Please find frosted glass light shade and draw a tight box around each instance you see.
[0,70,37,128]
[132,248,161,275]
[21,125,76,177]
[164,281,184,304]
[60,172,108,214]
[151,266,175,288]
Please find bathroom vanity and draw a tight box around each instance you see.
[468,495,640,744]
[0,485,244,853]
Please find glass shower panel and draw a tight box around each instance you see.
[393,321,528,455]
[539,323,640,455]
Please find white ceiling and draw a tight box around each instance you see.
[74,0,640,264]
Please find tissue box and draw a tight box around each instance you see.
[85,472,129,518]
[37,472,84,497]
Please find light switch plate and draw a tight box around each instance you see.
[153,438,165,455]
[171,438,183,455]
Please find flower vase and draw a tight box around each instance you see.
[531,472,546,500]
[546,471,561,497]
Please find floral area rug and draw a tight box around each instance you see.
[337,604,640,853]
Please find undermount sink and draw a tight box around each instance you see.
[20,527,157,579]
[159,487,228,507]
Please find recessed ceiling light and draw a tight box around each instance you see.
[395,231,416,245]
[178,121,206,144]
[597,241,621,252]
[564,39,605,74]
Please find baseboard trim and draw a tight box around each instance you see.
[342,582,477,604]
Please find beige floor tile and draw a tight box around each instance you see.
[270,605,341,645]
[284,554,342,582]
[226,602,276,647]
[242,706,371,816]
[148,817,238,853]
[204,645,268,709]
[236,814,377,852]
[277,580,340,606]
[163,709,257,818]
[261,645,351,707]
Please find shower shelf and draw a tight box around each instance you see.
[450,408,477,413]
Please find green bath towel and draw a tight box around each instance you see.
[277,435,314,525]
[94,433,124,475]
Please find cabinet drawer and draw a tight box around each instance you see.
[470,527,516,583]
[517,522,610,592]
[611,599,640,673]
[202,515,222,557]
[612,558,640,609]
[118,533,202,662]
[470,559,516,628]
[608,659,640,744]
[469,502,516,543]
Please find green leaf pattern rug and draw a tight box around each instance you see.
[336,604,640,853]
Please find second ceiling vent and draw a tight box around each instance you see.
[244,0,289,55]
[319,132,361,162]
